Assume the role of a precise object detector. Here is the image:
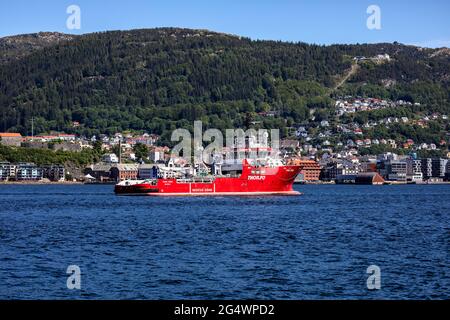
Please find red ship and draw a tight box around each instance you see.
[114,159,301,196]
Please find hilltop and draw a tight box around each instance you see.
[0,32,76,65]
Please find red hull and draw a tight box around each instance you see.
[114,162,301,196]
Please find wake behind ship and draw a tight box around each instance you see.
[114,158,301,196]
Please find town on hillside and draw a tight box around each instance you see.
[0,95,449,185]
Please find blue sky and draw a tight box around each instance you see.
[0,0,449,47]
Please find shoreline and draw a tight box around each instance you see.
[0,180,83,185]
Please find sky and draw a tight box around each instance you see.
[0,0,449,47]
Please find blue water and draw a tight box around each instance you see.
[0,184,448,299]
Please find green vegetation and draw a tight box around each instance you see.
[0,28,448,144]
[363,121,446,145]
[133,143,149,161]
[0,144,100,166]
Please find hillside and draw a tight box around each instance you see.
[0,28,449,140]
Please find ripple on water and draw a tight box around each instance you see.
[0,184,449,299]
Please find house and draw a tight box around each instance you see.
[102,153,119,164]
[346,139,355,147]
[353,56,368,62]
[280,139,300,150]
[0,133,23,147]
[149,147,167,163]
[403,139,414,149]
[110,164,139,182]
[354,128,363,135]
[387,139,397,148]
[296,127,308,138]
[320,120,329,127]
[374,54,391,62]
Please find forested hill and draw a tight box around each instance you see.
[0,28,449,138]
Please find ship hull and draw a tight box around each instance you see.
[116,190,301,196]
[114,164,301,196]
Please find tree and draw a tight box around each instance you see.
[133,143,148,161]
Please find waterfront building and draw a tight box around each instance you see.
[16,163,43,181]
[385,160,407,181]
[42,165,66,181]
[110,164,139,182]
[406,159,423,182]
[431,158,448,178]
[84,164,113,182]
[446,161,450,181]
[0,165,7,181]
[0,162,17,180]
[321,159,358,181]
[420,158,447,180]
[421,158,433,179]
[288,159,321,182]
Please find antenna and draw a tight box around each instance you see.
[31,117,34,140]
[119,139,122,164]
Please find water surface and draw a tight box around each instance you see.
[0,184,448,299]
